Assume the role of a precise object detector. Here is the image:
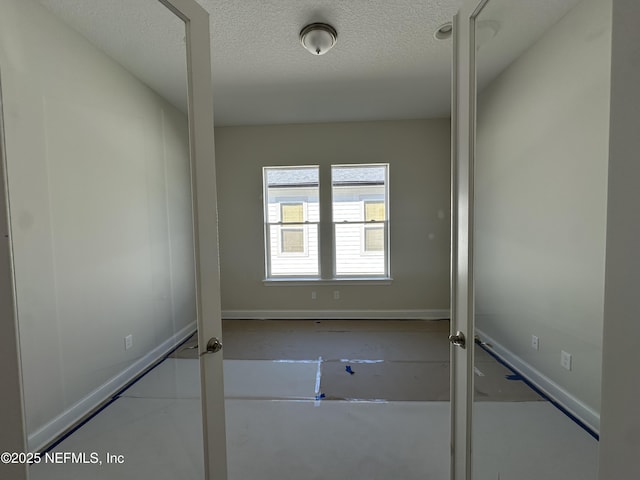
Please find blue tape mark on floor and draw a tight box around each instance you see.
[345,365,355,375]
[315,393,326,401]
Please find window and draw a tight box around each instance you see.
[281,229,304,253]
[364,201,385,252]
[332,165,389,276]
[280,203,305,253]
[263,166,319,277]
[281,203,304,223]
[263,164,389,280]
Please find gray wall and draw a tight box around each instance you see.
[0,0,195,445]
[214,120,451,316]
[474,0,610,417]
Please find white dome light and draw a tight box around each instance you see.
[300,23,337,56]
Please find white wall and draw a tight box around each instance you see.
[0,0,195,447]
[474,0,610,422]
[214,120,451,316]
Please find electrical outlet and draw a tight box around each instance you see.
[311,291,317,300]
[561,350,572,371]
[125,334,133,351]
[531,335,539,351]
[333,290,340,300]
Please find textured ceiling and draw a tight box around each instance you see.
[203,0,461,125]
[37,0,580,126]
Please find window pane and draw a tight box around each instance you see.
[332,165,386,186]
[265,166,319,223]
[281,229,304,253]
[365,227,384,251]
[281,203,304,223]
[264,166,319,277]
[332,165,387,222]
[334,223,386,275]
[268,224,319,276]
[365,201,385,221]
[332,164,388,276]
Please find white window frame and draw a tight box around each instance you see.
[331,164,390,278]
[263,166,320,279]
[263,164,390,281]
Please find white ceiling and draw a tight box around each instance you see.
[204,0,461,126]
[37,0,580,127]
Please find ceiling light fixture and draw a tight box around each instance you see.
[300,23,337,55]
[434,22,453,40]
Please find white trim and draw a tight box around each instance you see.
[222,310,449,320]
[475,329,600,434]
[28,322,196,452]
[0,66,29,480]
[263,277,393,286]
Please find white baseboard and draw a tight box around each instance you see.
[28,321,197,452]
[222,309,450,320]
[475,329,600,434]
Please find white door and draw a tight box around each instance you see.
[166,1,229,478]
[453,1,609,479]
[450,6,476,479]
[0,0,227,479]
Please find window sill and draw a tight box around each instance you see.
[263,278,393,286]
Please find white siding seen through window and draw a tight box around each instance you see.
[263,164,389,279]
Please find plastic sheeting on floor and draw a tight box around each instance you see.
[30,357,597,480]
